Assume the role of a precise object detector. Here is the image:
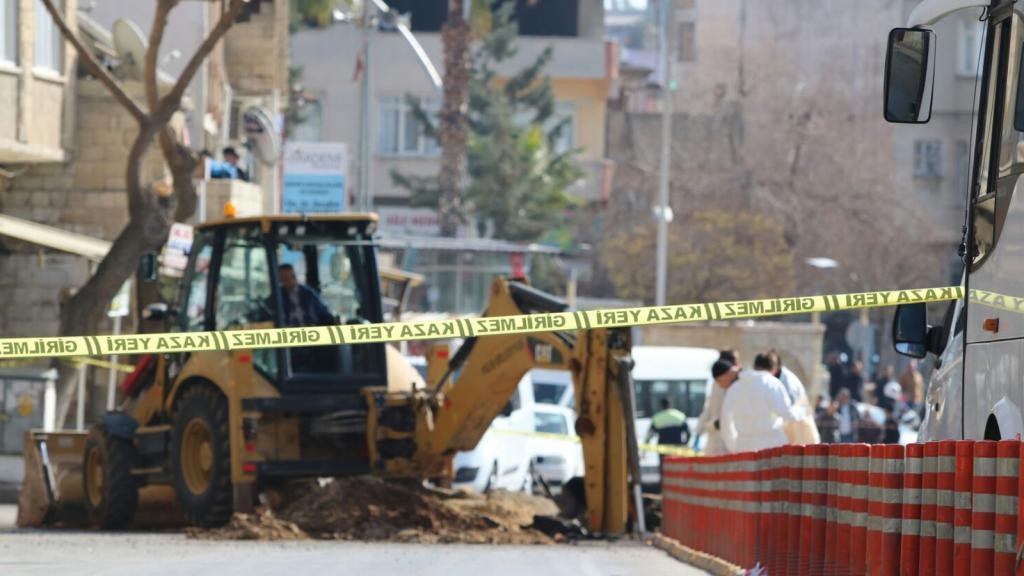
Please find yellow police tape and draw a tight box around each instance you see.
[492,428,698,457]
[0,285,963,361]
[0,356,137,372]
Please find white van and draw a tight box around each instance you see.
[631,346,719,486]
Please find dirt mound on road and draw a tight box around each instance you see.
[186,510,307,541]
[189,477,558,544]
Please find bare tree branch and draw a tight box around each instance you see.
[39,0,147,124]
[157,0,246,116]
[145,0,175,113]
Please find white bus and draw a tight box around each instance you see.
[631,346,719,485]
[888,0,1024,441]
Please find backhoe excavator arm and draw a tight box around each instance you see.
[363,277,634,534]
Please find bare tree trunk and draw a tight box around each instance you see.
[45,0,246,428]
[438,0,470,237]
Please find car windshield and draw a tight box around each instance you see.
[533,381,568,404]
[535,412,568,435]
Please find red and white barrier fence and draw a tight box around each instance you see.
[660,440,1024,575]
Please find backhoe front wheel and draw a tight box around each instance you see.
[172,385,233,527]
[82,425,138,529]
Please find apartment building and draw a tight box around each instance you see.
[0,0,289,339]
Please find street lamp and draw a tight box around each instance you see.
[805,257,839,324]
[654,0,675,306]
[351,0,443,213]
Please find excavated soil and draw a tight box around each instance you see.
[189,477,559,544]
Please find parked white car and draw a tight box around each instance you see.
[453,369,574,493]
[530,404,584,491]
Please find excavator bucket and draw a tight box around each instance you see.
[17,429,184,528]
[17,430,88,527]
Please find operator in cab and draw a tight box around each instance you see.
[278,263,335,327]
[275,263,338,373]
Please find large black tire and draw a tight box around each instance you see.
[171,385,233,527]
[82,425,138,529]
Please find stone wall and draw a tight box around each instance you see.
[225,0,289,96]
[0,79,166,338]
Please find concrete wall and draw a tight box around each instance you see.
[639,320,827,398]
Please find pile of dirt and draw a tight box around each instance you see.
[186,510,307,541]
[189,477,559,544]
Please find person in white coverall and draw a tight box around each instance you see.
[694,349,740,455]
[714,359,805,454]
[759,350,821,445]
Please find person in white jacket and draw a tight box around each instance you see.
[714,359,805,454]
[759,350,821,445]
[694,349,740,455]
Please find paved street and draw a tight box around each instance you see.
[0,505,707,576]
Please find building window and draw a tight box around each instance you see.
[378,97,439,157]
[957,19,982,76]
[677,21,696,62]
[914,139,943,179]
[34,0,63,74]
[1,0,16,65]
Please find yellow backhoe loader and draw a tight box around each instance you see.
[18,214,640,534]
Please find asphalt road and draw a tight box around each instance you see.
[0,506,707,576]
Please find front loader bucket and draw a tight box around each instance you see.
[17,430,88,527]
[18,429,185,529]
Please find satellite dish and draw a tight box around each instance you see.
[112,18,177,85]
[242,106,280,166]
[112,19,147,80]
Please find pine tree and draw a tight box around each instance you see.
[392,4,582,242]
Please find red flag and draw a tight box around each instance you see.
[352,49,364,83]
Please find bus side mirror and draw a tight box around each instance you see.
[139,251,159,283]
[893,303,945,358]
[884,28,936,124]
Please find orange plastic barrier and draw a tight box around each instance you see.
[659,439,1024,575]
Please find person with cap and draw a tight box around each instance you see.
[694,349,740,456]
[222,146,250,181]
[716,358,805,453]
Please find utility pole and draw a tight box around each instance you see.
[655,0,675,306]
[357,3,375,212]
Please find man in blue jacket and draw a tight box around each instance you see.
[278,263,335,327]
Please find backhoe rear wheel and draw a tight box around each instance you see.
[82,425,138,529]
[172,385,233,527]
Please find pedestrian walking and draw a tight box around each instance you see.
[835,388,861,443]
[843,360,866,402]
[716,359,804,454]
[899,359,925,413]
[695,349,740,455]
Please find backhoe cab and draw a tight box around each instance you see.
[19,214,638,535]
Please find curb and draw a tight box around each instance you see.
[648,533,747,576]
